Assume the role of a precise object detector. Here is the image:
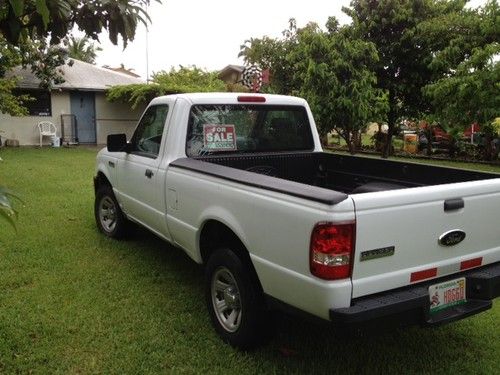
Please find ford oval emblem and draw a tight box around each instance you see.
[439,230,466,247]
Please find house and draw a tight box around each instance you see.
[219,64,270,91]
[218,65,245,84]
[103,64,141,78]
[0,59,146,146]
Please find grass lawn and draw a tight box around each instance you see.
[0,147,499,374]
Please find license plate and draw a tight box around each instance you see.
[428,277,466,314]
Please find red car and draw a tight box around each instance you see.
[419,123,481,149]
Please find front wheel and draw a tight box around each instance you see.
[205,247,271,350]
[94,185,128,238]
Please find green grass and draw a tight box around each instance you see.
[0,147,499,374]
[328,133,405,150]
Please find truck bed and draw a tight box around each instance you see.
[173,152,499,198]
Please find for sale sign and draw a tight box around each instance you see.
[203,124,237,151]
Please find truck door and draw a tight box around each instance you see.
[115,104,171,238]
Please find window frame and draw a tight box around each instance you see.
[13,89,52,117]
[129,104,169,159]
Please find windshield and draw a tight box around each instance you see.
[186,104,314,157]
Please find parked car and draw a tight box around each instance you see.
[419,123,484,151]
[94,93,500,349]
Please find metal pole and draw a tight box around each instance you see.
[145,5,150,83]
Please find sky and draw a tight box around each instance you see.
[94,0,488,81]
[94,0,352,79]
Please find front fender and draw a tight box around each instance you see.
[95,149,118,191]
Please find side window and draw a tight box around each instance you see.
[130,105,169,157]
[260,109,310,150]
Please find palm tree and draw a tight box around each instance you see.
[66,36,102,64]
[0,187,20,230]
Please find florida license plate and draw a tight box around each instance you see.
[428,277,466,314]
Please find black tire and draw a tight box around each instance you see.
[205,247,271,350]
[94,185,128,239]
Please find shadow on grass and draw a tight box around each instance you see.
[109,226,492,374]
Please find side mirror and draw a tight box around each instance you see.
[107,134,128,152]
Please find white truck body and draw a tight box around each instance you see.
[94,93,500,344]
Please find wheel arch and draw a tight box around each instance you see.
[94,170,112,193]
[198,219,263,293]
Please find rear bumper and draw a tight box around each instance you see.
[330,262,500,327]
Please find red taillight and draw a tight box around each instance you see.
[237,95,266,103]
[310,222,355,280]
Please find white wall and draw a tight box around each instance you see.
[0,90,146,146]
[0,91,70,146]
[95,92,145,144]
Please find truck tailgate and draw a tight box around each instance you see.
[350,178,500,299]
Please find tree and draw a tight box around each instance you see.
[0,0,156,116]
[67,36,102,64]
[239,19,386,151]
[107,66,227,108]
[0,0,154,47]
[291,22,384,152]
[343,0,466,157]
[153,66,226,92]
[0,0,156,225]
[0,35,69,115]
[422,0,500,160]
[0,187,21,230]
[0,75,31,116]
[239,19,301,94]
[0,36,28,115]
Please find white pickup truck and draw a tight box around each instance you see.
[94,93,500,349]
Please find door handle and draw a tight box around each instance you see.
[444,198,464,211]
[145,169,154,178]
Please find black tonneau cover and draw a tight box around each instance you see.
[171,152,499,203]
[170,157,349,205]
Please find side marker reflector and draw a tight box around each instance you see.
[410,268,437,283]
[460,257,482,270]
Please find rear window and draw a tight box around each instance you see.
[186,105,314,157]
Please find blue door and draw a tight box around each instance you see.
[70,92,96,143]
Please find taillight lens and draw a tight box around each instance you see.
[310,222,355,280]
[237,95,266,103]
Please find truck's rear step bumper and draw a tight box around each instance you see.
[330,262,500,327]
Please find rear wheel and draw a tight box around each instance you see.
[94,185,128,238]
[205,247,271,350]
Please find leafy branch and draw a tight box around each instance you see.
[0,187,22,231]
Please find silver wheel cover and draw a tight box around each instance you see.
[98,196,117,233]
[211,267,242,332]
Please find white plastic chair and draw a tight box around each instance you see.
[37,121,57,147]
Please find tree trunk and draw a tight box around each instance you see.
[448,139,457,158]
[352,130,362,152]
[321,133,329,147]
[483,135,493,161]
[340,132,355,154]
[382,89,397,158]
[426,128,433,156]
[347,139,355,154]
[356,131,362,150]
[492,140,499,161]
